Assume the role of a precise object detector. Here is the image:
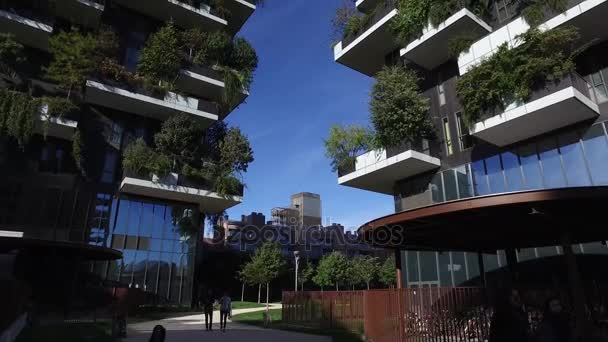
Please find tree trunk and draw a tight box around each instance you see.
[367,281,370,290]
[241,282,245,302]
[335,283,339,291]
[257,283,261,303]
[266,283,270,310]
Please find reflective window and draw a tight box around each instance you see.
[581,242,608,255]
[430,173,444,203]
[443,170,458,201]
[127,201,142,235]
[537,246,559,258]
[582,124,608,185]
[519,144,543,190]
[558,132,592,187]
[517,248,536,262]
[588,69,608,103]
[438,252,452,286]
[452,252,467,286]
[419,251,439,282]
[485,156,506,193]
[502,151,524,191]
[456,112,472,151]
[538,138,566,188]
[465,252,480,282]
[443,118,453,155]
[101,151,118,184]
[146,252,160,293]
[472,160,490,196]
[456,165,473,199]
[406,251,420,283]
[483,252,500,272]
[140,203,154,237]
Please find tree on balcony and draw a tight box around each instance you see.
[138,21,182,93]
[370,65,434,148]
[45,29,99,99]
[0,34,25,84]
[324,124,373,173]
[522,0,568,26]
[456,26,580,126]
[332,0,368,41]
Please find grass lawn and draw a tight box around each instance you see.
[16,322,116,342]
[231,309,362,342]
[231,301,267,310]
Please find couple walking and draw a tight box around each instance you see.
[200,290,232,333]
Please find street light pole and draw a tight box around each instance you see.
[294,251,300,292]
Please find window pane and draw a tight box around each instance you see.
[465,252,480,283]
[558,132,591,187]
[486,155,506,194]
[152,204,165,239]
[456,165,473,199]
[443,118,453,155]
[157,253,172,299]
[484,252,500,272]
[502,151,523,191]
[451,252,467,286]
[406,251,420,283]
[140,203,154,237]
[472,160,490,196]
[431,173,444,203]
[114,200,130,234]
[438,252,452,286]
[537,246,559,258]
[132,250,147,290]
[146,252,160,293]
[443,170,458,201]
[538,138,566,188]
[581,242,608,255]
[419,251,438,282]
[519,144,543,190]
[582,124,608,185]
[517,248,536,262]
[127,201,142,235]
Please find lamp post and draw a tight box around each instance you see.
[294,251,300,292]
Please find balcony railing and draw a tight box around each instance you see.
[342,0,396,48]
[470,73,600,146]
[124,170,244,197]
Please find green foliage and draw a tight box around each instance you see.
[122,138,171,177]
[219,127,254,174]
[344,14,370,38]
[352,255,379,289]
[297,260,315,290]
[522,0,568,26]
[0,33,25,78]
[72,130,83,174]
[227,38,258,74]
[241,242,285,304]
[378,255,397,287]
[138,21,182,88]
[332,0,359,40]
[371,65,434,148]
[456,26,580,126]
[324,124,372,173]
[313,252,350,291]
[447,32,478,57]
[188,29,232,66]
[0,89,37,148]
[45,29,99,96]
[154,113,204,169]
[391,0,489,45]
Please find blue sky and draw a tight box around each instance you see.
[223,0,393,230]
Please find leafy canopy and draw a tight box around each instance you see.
[456,26,580,126]
[313,251,350,290]
[370,65,434,148]
[0,34,25,78]
[138,21,182,85]
[352,255,379,289]
[45,29,99,96]
[378,255,397,287]
[324,124,372,173]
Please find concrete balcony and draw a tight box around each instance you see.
[458,0,608,75]
[400,8,491,70]
[338,146,441,195]
[84,80,219,127]
[35,114,78,141]
[0,9,53,51]
[112,0,227,31]
[176,65,248,117]
[120,172,243,214]
[470,74,600,147]
[55,0,104,28]
[225,0,256,33]
[356,0,382,12]
[333,0,398,76]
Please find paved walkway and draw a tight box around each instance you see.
[124,304,331,342]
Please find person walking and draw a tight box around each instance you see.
[218,291,232,333]
[149,325,166,342]
[536,297,570,342]
[489,288,530,342]
[200,289,215,331]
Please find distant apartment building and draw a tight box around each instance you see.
[271,192,322,228]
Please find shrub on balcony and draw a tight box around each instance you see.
[324,124,373,173]
[456,26,580,126]
[0,34,25,81]
[370,65,434,148]
[45,29,99,98]
[522,0,568,26]
[122,138,171,177]
[138,21,182,92]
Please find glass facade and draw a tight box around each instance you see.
[399,120,608,287]
[93,196,199,305]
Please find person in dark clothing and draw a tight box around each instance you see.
[536,297,570,342]
[200,289,215,331]
[218,291,232,333]
[489,288,530,342]
[149,325,166,342]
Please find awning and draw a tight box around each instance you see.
[359,187,608,252]
[0,237,122,260]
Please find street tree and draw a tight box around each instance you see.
[313,252,349,291]
[298,260,315,291]
[354,255,379,290]
[379,255,397,288]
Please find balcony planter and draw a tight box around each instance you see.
[470,73,600,147]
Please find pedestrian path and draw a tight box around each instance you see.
[124,304,331,342]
